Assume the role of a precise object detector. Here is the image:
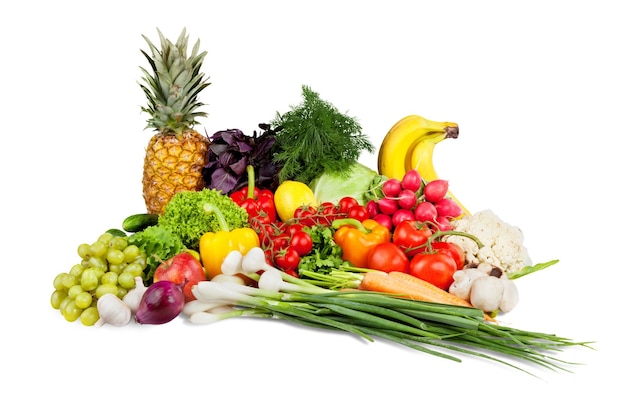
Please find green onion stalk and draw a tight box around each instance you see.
[189,249,593,377]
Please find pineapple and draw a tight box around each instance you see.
[139,28,211,214]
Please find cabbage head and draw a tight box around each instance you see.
[308,162,385,205]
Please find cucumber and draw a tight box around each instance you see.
[122,213,159,232]
[106,228,128,237]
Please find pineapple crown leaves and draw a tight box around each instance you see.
[139,28,211,136]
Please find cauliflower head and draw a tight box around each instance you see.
[447,209,532,273]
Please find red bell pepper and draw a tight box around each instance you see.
[230,165,277,224]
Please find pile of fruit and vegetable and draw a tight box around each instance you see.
[50,29,591,375]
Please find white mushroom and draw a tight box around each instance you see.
[449,270,474,301]
[450,263,521,314]
[499,278,519,313]
[449,269,487,301]
[470,276,504,313]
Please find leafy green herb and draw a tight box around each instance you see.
[508,259,560,279]
[128,225,186,283]
[298,225,348,274]
[271,85,374,184]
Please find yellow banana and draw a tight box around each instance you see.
[410,138,471,216]
[377,115,458,181]
[377,115,470,216]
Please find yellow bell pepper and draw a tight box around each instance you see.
[199,203,260,279]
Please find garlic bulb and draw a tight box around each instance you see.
[122,277,148,313]
[95,293,132,327]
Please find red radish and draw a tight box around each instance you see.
[435,198,462,219]
[372,213,393,230]
[377,197,398,215]
[401,170,422,192]
[397,189,418,210]
[414,201,438,222]
[366,200,379,218]
[423,179,449,203]
[382,178,402,197]
[435,216,454,231]
[392,209,415,226]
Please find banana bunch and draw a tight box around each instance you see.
[377,115,470,216]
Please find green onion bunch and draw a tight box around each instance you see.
[187,251,593,376]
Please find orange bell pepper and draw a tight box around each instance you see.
[332,218,391,268]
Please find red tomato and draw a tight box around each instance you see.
[409,252,457,290]
[318,201,337,214]
[318,202,340,224]
[392,220,433,257]
[338,196,359,213]
[432,242,465,270]
[290,230,313,256]
[367,242,409,273]
[272,234,290,251]
[285,223,304,236]
[274,247,301,271]
[347,205,368,222]
[293,205,318,226]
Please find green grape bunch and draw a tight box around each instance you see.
[50,232,147,326]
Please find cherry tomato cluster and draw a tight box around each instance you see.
[365,219,466,291]
[293,196,368,226]
[249,197,368,275]
[366,169,463,233]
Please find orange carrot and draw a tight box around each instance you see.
[359,270,494,321]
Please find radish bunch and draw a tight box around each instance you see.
[366,169,462,232]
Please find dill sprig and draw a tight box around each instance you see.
[271,85,374,184]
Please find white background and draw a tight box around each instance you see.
[2,1,623,417]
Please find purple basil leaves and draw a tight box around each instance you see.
[202,124,282,195]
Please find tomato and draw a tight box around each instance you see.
[319,201,340,224]
[409,252,457,290]
[367,242,409,273]
[338,196,359,213]
[272,234,290,251]
[290,230,313,256]
[392,220,433,257]
[284,223,304,236]
[432,241,465,270]
[293,205,318,226]
[251,220,279,247]
[293,205,317,219]
[319,201,337,214]
[347,205,368,222]
[274,247,301,271]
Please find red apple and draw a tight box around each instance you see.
[153,252,206,286]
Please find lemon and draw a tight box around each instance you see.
[274,180,317,221]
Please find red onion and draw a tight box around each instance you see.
[135,281,185,325]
